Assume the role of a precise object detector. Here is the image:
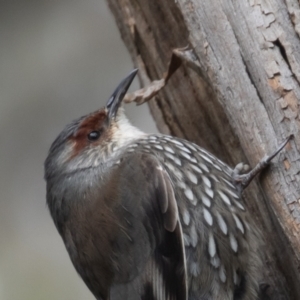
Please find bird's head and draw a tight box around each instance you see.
[45,69,143,178]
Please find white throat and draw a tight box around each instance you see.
[112,109,146,148]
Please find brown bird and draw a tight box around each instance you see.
[45,70,289,300]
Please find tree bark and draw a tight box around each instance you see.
[106,0,300,299]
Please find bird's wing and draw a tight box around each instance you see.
[106,152,187,300]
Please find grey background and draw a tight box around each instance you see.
[0,1,156,299]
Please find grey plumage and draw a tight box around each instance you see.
[45,70,278,300]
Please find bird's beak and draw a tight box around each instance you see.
[106,69,138,120]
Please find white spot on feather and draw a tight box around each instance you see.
[178,181,187,189]
[219,265,226,283]
[180,151,191,160]
[199,154,214,164]
[185,143,197,152]
[183,233,190,246]
[216,212,228,235]
[213,164,222,171]
[233,213,245,234]
[205,186,214,199]
[154,144,163,150]
[177,145,191,153]
[229,233,238,252]
[225,188,239,199]
[184,188,194,202]
[218,191,231,205]
[235,201,245,211]
[189,157,198,163]
[174,157,182,166]
[186,171,198,184]
[199,162,209,172]
[210,256,220,268]
[149,140,158,144]
[203,208,213,226]
[149,135,157,140]
[191,165,202,174]
[168,139,184,146]
[190,223,198,247]
[202,194,211,207]
[165,152,175,161]
[210,175,220,182]
[202,176,212,188]
[221,177,235,188]
[208,233,216,257]
[182,209,190,226]
[164,145,175,153]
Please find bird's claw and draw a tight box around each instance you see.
[233,162,250,176]
[233,135,293,190]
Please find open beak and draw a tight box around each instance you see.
[106,69,138,120]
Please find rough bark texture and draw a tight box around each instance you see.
[106,0,300,299]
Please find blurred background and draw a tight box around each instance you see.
[0,1,156,299]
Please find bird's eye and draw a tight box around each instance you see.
[88,131,101,141]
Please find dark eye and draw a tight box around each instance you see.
[87,131,100,141]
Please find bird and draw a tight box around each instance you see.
[45,69,289,300]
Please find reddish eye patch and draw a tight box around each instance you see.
[69,110,107,159]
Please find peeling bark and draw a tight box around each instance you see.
[106,0,300,299]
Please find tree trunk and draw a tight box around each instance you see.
[106,0,300,299]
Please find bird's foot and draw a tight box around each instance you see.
[233,162,250,176]
[233,135,293,190]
